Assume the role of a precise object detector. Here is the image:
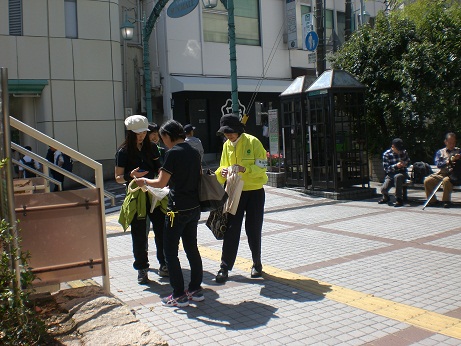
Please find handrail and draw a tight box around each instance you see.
[12,158,62,190]
[11,143,116,206]
[9,116,111,293]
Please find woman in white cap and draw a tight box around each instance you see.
[115,114,166,284]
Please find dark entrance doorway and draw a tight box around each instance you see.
[187,99,209,153]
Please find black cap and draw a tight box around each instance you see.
[392,138,405,151]
[217,115,245,135]
[184,124,195,134]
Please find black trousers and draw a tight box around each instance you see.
[130,199,165,270]
[221,188,265,271]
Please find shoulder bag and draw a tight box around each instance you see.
[199,169,228,212]
[206,206,228,240]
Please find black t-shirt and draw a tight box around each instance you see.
[161,142,201,211]
[115,142,161,180]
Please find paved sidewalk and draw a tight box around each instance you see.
[97,183,461,346]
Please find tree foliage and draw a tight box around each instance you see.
[330,0,461,161]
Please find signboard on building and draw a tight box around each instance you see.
[221,99,246,118]
[268,109,279,155]
[167,0,199,18]
[286,0,298,49]
[302,13,313,50]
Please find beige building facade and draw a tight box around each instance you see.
[0,0,124,179]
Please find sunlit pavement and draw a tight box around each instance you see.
[98,182,461,346]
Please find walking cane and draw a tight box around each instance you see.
[422,180,443,210]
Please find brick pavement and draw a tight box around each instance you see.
[97,182,461,345]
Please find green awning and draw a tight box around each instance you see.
[7,79,48,95]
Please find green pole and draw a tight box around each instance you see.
[142,0,239,120]
[224,0,239,116]
[143,0,170,122]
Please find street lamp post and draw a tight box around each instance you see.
[205,0,239,116]
[120,0,239,121]
[120,0,170,122]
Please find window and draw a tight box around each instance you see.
[203,0,260,46]
[301,5,311,19]
[65,0,78,38]
[325,9,334,52]
[9,0,22,36]
[336,12,345,47]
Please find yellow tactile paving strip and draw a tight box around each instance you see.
[197,245,461,340]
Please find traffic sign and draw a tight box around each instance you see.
[305,31,319,52]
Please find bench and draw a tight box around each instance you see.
[402,165,461,201]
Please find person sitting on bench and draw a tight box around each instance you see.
[378,138,411,207]
[424,132,461,208]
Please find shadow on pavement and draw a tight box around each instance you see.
[184,289,278,330]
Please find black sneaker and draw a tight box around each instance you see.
[378,196,390,204]
[251,265,263,278]
[215,268,228,284]
[161,294,189,307]
[443,202,451,209]
[394,199,404,208]
[158,265,169,277]
[137,269,149,284]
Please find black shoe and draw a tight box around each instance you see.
[158,265,169,277]
[215,268,228,284]
[137,269,149,284]
[250,265,263,278]
[443,202,451,209]
[394,199,404,208]
[378,196,390,204]
[427,199,439,207]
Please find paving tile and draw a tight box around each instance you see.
[98,183,461,346]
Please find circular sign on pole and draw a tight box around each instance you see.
[305,31,319,52]
[167,0,199,18]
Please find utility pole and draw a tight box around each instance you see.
[315,0,325,76]
[345,0,352,41]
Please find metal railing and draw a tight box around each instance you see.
[2,65,111,292]
[11,142,116,206]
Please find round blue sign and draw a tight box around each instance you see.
[305,31,319,52]
[167,0,199,19]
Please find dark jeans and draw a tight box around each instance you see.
[150,206,166,267]
[163,206,202,298]
[221,188,265,271]
[381,173,406,200]
[130,199,165,270]
[52,172,65,191]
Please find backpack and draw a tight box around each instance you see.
[62,154,73,172]
[411,162,432,184]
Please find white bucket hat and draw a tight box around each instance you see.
[125,115,150,133]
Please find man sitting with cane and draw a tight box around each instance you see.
[424,133,461,208]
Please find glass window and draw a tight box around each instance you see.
[9,0,22,36]
[325,9,334,52]
[203,0,260,46]
[65,0,78,38]
[301,5,311,18]
[336,11,345,47]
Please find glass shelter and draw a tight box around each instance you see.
[279,75,316,187]
[280,70,369,192]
